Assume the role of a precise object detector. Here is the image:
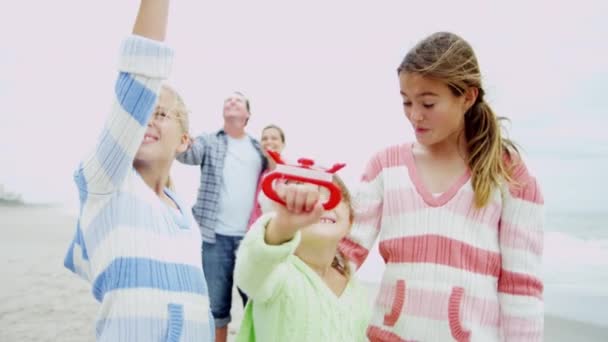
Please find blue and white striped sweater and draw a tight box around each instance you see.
[63,35,213,341]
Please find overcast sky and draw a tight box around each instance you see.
[1,0,606,211]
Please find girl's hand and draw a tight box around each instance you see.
[265,182,323,245]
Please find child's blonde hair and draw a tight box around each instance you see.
[332,174,353,276]
[161,84,190,190]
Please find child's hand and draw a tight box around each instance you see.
[275,181,324,226]
[265,182,324,245]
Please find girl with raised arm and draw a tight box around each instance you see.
[63,1,213,340]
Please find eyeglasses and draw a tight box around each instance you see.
[152,110,173,122]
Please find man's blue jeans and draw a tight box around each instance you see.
[202,233,248,328]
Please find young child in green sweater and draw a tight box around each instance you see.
[235,176,369,341]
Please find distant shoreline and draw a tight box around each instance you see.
[0,200,62,209]
[0,199,25,206]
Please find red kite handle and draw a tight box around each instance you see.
[261,172,343,210]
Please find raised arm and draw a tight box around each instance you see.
[132,0,169,41]
[235,214,302,303]
[73,0,173,196]
[236,183,323,302]
[498,160,544,341]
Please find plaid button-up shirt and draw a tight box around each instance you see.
[177,130,267,243]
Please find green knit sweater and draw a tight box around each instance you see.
[235,214,370,342]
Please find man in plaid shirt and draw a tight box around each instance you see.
[178,91,268,342]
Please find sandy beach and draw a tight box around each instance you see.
[1,205,606,341]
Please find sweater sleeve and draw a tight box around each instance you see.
[498,160,545,341]
[235,213,302,303]
[176,134,208,166]
[339,152,384,270]
[64,35,172,281]
[74,35,173,196]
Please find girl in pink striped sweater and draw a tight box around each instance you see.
[340,32,544,341]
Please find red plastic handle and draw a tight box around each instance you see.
[261,171,343,210]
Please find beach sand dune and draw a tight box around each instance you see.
[1,205,606,341]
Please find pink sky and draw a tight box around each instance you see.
[1,0,607,206]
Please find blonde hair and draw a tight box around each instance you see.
[331,174,354,276]
[160,84,190,190]
[398,32,518,208]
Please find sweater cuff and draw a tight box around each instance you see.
[247,213,302,261]
[118,34,174,79]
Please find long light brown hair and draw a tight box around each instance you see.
[398,32,518,207]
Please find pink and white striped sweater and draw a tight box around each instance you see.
[340,143,544,342]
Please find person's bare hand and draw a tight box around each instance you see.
[265,182,323,245]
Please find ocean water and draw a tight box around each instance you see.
[542,211,608,326]
[532,154,608,326]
